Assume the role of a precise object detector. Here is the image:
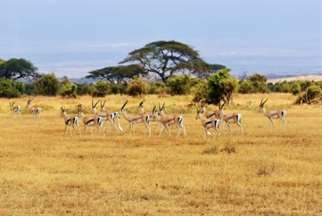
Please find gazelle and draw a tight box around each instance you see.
[199,102,242,132]
[97,100,124,133]
[154,103,186,136]
[195,105,221,138]
[120,100,152,136]
[80,101,103,135]
[9,101,21,116]
[259,98,287,126]
[61,107,82,135]
[26,98,42,118]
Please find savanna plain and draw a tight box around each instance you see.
[0,93,321,216]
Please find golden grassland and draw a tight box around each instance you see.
[0,94,321,216]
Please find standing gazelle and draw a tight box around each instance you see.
[154,103,186,137]
[120,100,152,136]
[98,100,124,133]
[199,102,242,132]
[259,98,287,126]
[26,98,42,118]
[195,105,221,138]
[9,101,21,116]
[60,107,82,135]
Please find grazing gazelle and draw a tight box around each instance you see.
[154,103,186,136]
[195,105,221,138]
[120,100,152,136]
[61,107,82,135]
[259,98,287,126]
[26,98,42,118]
[98,100,124,133]
[9,101,21,116]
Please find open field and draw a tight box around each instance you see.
[0,94,321,215]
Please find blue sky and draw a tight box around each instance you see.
[0,0,321,77]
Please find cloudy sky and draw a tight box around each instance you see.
[1,0,321,77]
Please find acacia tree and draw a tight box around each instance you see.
[86,64,146,83]
[120,40,210,82]
[0,58,38,80]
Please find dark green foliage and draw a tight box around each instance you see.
[194,69,238,104]
[76,83,95,95]
[0,58,38,80]
[87,64,147,83]
[93,81,110,97]
[148,82,167,94]
[34,74,60,96]
[290,82,301,95]
[166,75,192,95]
[296,85,321,104]
[0,79,22,98]
[127,78,148,96]
[121,40,209,82]
[239,80,253,94]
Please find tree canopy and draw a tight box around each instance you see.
[86,64,146,83]
[0,58,38,80]
[120,40,210,82]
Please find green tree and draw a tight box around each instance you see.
[290,82,301,95]
[121,40,209,82]
[86,64,146,83]
[0,58,38,80]
[34,74,60,96]
[239,80,253,94]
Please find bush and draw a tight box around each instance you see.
[127,78,148,96]
[60,82,77,98]
[76,83,95,95]
[148,82,167,94]
[34,74,60,96]
[290,82,301,95]
[239,80,253,94]
[93,81,110,97]
[206,69,238,104]
[192,80,208,102]
[0,79,21,98]
[296,85,321,104]
[110,83,127,94]
[166,75,192,95]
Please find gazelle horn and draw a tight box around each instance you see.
[121,100,128,111]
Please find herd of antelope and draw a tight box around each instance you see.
[7,98,287,138]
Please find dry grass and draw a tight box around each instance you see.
[0,94,321,215]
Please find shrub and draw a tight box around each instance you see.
[239,80,253,94]
[166,75,192,95]
[127,78,147,96]
[93,81,110,97]
[76,83,95,95]
[0,79,21,98]
[148,82,167,94]
[60,82,77,98]
[290,82,301,95]
[110,83,127,94]
[296,85,321,104]
[206,69,238,104]
[34,74,60,96]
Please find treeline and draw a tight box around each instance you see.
[1,40,322,104]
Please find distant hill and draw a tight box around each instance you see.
[268,75,322,83]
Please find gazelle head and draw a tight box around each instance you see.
[60,106,67,117]
[259,98,268,112]
[26,98,33,107]
[195,103,206,120]
[137,100,144,113]
[91,98,100,114]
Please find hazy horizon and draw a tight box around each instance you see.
[1,0,321,78]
